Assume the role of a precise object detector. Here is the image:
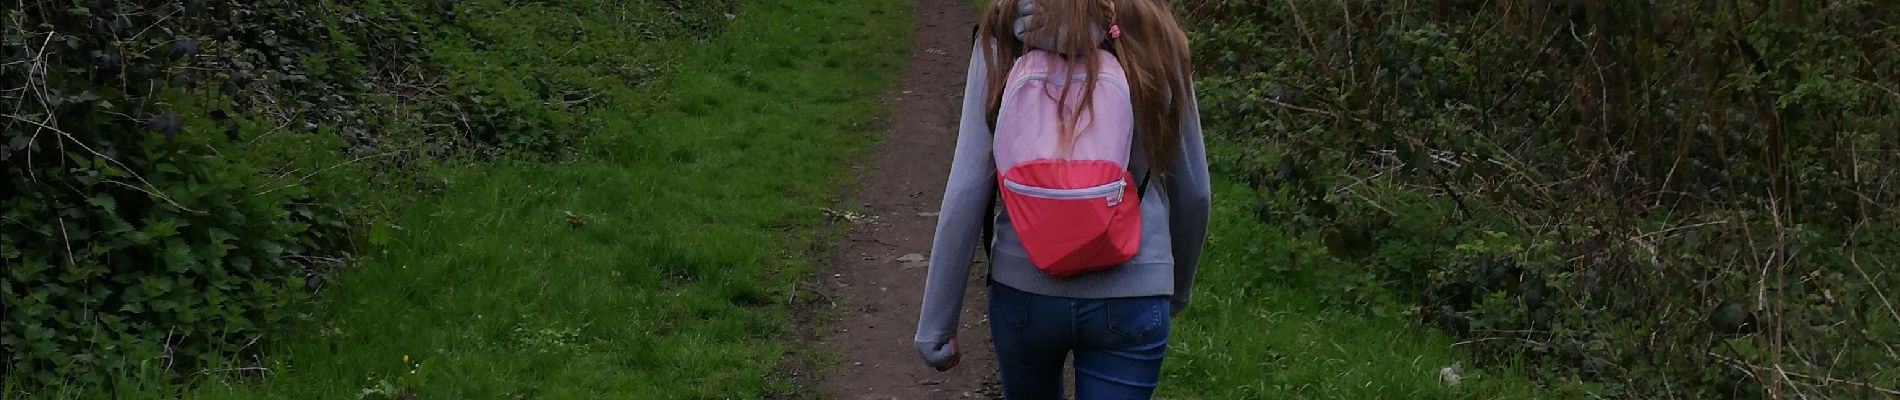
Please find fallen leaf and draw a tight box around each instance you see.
[897,253,928,269]
[1440,364,1463,387]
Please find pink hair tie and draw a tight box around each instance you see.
[1109,24,1122,39]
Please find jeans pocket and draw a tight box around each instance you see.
[1104,297,1167,345]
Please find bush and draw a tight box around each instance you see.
[2,1,375,386]
[1,0,731,389]
[1187,0,1900,397]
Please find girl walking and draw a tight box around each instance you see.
[913,0,1211,398]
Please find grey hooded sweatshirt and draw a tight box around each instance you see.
[912,1,1213,368]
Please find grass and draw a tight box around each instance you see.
[1157,180,1609,399]
[167,0,912,398]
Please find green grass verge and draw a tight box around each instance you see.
[176,1,910,398]
[1158,180,1609,398]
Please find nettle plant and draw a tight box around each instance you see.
[0,0,459,386]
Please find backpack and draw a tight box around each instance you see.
[989,48,1146,277]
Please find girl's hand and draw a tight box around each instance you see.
[917,338,962,371]
[1014,0,1045,35]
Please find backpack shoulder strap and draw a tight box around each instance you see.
[980,184,997,261]
[974,23,1000,270]
[1137,170,1151,197]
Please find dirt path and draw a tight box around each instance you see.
[813,0,996,398]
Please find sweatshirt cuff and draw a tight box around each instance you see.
[915,339,957,368]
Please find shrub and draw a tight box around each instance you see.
[1187,0,1900,397]
[2,1,374,386]
[1,0,732,389]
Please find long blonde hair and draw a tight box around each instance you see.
[976,0,1193,173]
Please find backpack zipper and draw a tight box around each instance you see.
[1011,74,1130,93]
[1003,179,1127,206]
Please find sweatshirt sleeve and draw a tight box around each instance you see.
[1165,82,1213,315]
[914,41,998,364]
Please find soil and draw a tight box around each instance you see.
[810,0,1001,398]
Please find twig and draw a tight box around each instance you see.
[4,114,207,214]
[55,217,76,266]
[1570,23,1613,140]
[1848,252,1900,330]
[1711,352,1900,396]
[251,150,401,197]
[1852,77,1900,103]
[161,327,178,370]
[244,118,297,145]
[101,178,206,214]
[125,6,182,44]
[1337,0,1357,86]
[1281,0,1332,77]
[192,366,271,377]
[1420,160,1476,222]
[1772,363,1813,400]
[1779,370,1898,397]
[17,31,58,175]
[1636,219,1732,240]
[283,254,347,264]
[1450,336,1550,348]
[1262,96,1338,119]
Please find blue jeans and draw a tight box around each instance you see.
[988,281,1172,399]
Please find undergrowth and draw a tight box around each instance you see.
[1162,181,1577,399]
[1185,0,1899,397]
